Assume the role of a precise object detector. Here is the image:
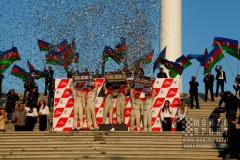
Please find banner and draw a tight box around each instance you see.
[73,73,94,82]
[105,72,126,82]
[52,78,180,131]
[134,76,154,86]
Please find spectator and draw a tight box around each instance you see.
[37,100,49,131]
[5,89,20,120]
[233,79,240,124]
[12,103,26,131]
[203,71,214,101]
[27,87,39,108]
[215,65,226,97]
[175,99,187,131]
[25,101,38,131]
[157,67,168,78]
[67,68,74,78]
[84,68,89,74]
[189,76,200,109]
[161,100,173,131]
[122,64,132,78]
[47,79,55,110]
[44,67,49,96]
[0,74,4,98]
[0,108,8,131]
[133,64,144,77]
[23,81,32,103]
[94,69,103,78]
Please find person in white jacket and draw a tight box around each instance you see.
[161,100,173,131]
[129,87,143,131]
[37,100,49,131]
[86,81,99,130]
[175,99,187,131]
[143,84,156,131]
[69,78,85,131]
[25,100,38,131]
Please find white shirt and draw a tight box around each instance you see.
[175,106,187,120]
[160,107,172,121]
[25,107,38,117]
[219,70,223,80]
[39,105,49,115]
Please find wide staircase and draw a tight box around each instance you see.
[0,93,239,160]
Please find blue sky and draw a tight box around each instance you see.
[181,0,240,93]
[0,0,240,93]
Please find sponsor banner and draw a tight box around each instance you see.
[53,78,180,132]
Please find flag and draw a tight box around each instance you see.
[0,47,21,65]
[115,37,127,55]
[71,38,77,51]
[27,60,49,79]
[187,54,207,63]
[152,47,167,73]
[213,37,238,59]
[162,59,184,75]
[73,52,79,63]
[101,54,109,74]
[103,46,123,64]
[175,55,192,69]
[27,60,34,69]
[37,39,52,52]
[56,39,68,52]
[11,64,34,84]
[45,50,60,65]
[135,49,154,65]
[0,63,11,74]
[60,45,74,72]
[169,71,178,78]
[201,44,224,74]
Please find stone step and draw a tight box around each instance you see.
[0,151,221,156]
[0,148,224,152]
[0,154,223,160]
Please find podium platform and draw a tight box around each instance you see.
[99,124,128,131]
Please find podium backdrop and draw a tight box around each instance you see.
[52,78,180,131]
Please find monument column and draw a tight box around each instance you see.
[160,0,182,91]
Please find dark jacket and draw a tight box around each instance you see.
[157,72,168,78]
[5,92,20,113]
[189,80,199,94]
[219,91,238,110]
[215,67,226,82]
[203,74,214,88]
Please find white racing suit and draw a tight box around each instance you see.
[116,83,130,124]
[143,89,156,131]
[130,88,143,131]
[102,82,118,124]
[69,80,85,129]
[86,83,98,129]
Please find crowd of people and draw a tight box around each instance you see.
[0,64,239,134]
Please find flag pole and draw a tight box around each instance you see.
[218,43,235,78]
[191,63,203,77]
